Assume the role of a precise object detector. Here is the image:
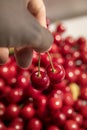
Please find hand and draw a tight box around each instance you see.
[0,0,53,68]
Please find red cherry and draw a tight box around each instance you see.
[74,99,83,111]
[0,63,17,80]
[54,111,66,126]
[61,43,72,55]
[62,106,74,118]
[80,86,87,100]
[9,117,24,130]
[56,23,66,33]
[72,113,83,126]
[0,102,5,117]
[46,63,65,84]
[78,72,87,86]
[64,120,79,130]
[63,93,74,106]
[50,89,64,100]
[80,105,87,118]
[31,70,50,91]
[34,95,47,118]
[7,88,24,103]
[2,85,11,98]
[16,74,30,89]
[72,50,81,60]
[64,36,76,46]
[83,119,87,129]
[0,78,5,97]
[65,68,77,82]
[7,77,17,86]
[48,96,62,110]
[49,43,60,53]
[64,57,75,68]
[53,32,62,45]
[0,121,6,130]
[25,85,41,98]
[52,55,65,65]
[46,125,60,130]
[20,103,35,119]
[81,51,87,63]
[5,104,20,120]
[27,118,42,130]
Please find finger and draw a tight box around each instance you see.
[28,0,46,27]
[14,46,33,68]
[0,47,9,64]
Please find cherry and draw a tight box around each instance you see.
[9,117,24,130]
[16,74,30,89]
[34,95,47,117]
[65,68,77,82]
[26,118,42,130]
[81,50,87,63]
[64,120,79,130]
[7,77,17,86]
[83,119,87,129]
[80,86,87,100]
[56,23,66,33]
[64,57,75,68]
[25,84,41,98]
[61,43,72,55]
[7,88,24,103]
[46,125,60,130]
[72,50,81,60]
[0,63,17,80]
[63,93,74,106]
[47,63,65,84]
[0,102,5,118]
[31,70,50,91]
[54,111,66,126]
[52,55,65,65]
[62,106,74,118]
[53,32,62,45]
[0,78,5,97]
[49,43,60,53]
[78,72,87,86]
[5,104,20,120]
[48,96,62,110]
[80,105,87,118]
[74,99,83,111]
[64,36,76,46]
[50,89,64,100]
[20,103,35,119]
[72,113,83,126]
[0,121,6,130]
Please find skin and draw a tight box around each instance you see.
[0,0,53,68]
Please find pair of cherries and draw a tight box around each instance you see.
[30,52,65,91]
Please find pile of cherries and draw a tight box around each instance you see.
[0,22,87,130]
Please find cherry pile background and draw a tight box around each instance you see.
[0,22,87,130]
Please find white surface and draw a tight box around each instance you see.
[49,15,87,38]
[44,0,87,20]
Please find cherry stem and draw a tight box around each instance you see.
[47,52,55,72]
[38,53,41,77]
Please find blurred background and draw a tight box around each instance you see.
[44,0,87,21]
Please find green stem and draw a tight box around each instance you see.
[38,53,41,77]
[47,52,55,72]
